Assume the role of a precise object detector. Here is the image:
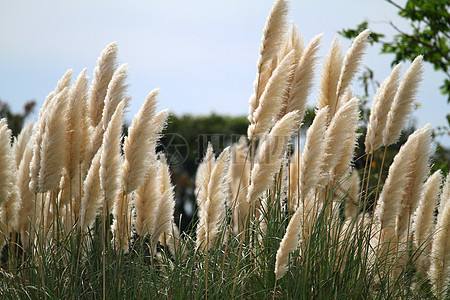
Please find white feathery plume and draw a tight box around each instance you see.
[439,173,450,214]
[195,143,215,210]
[298,107,329,200]
[13,123,33,167]
[0,119,15,206]
[275,206,303,280]
[321,98,359,182]
[335,29,370,100]
[395,124,432,238]
[248,51,295,140]
[100,100,126,212]
[364,64,401,154]
[135,162,160,237]
[66,69,88,183]
[375,125,431,232]
[196,147,230,250]
[283,34,322,122]
[152,155,177,247]
[79,148,102,230]
[317,38,342,118]
[102,64,128,130]
[429,188,450,297]
[383,56,423,146]
[16,143,34,247]
[88,42,118,127]
[413,170,442,274]
[247,111,301,205]
[122,89,158,193]
[38,88,68,192]
[229,137,251,234]
[248,0,288,120]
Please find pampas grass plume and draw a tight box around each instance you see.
[383,56,423,146]
[14,123,33,167]
[38,88,68,192]
[100,100,126,211]
[299,107,328,199]
[248,50,295,140]
[335,29,370,99]
[247,111,300,204]
[89,42,118,127]
[413,170,442,273]
[318,39,342,118]
[364,64,401,153]
[102,64,128,130]
[123,89,158,193]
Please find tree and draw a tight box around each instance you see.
[0,100,36,136]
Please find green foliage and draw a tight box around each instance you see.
[161,113,248,176]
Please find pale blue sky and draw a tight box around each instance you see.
[0,0,448,145]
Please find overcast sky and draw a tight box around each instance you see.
[1,0,448,145]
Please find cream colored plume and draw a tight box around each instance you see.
[318,38,342,118]
[79,148,102,230]
[438,173,450,214]
[333,128,360,180]
[274,206,302,280]
[247,111,300,205]
[66,69,88,182]
[0,188,19,236]
[248,50,295,140]
[55,69,73,94]
[429,192,450,297]
[248,0,288,119]
[395,124,432,238]
[299,107,329,200]
[122,89,159,193]
[14,123,33,167]
[282,34,322,122]
[321,98,359,182]
[383,56,423,146]
[229,137,251,234]
[335,29,370,100]
[195,143,215,209]
[364,64,401,154]
[196,147,230,250]
[29,121,44,193]
[16,143,34,247]
[0,119,15,206]
[88,42,118,127]
[279,24,303,63]
[135,162,160,237]
[40,70,73,117]
[375,125,431,232]
[38,88,68,192]
[152,155,177,247]
[100,100,126,212]
[413,170,442,274]
[102,64,128,130]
